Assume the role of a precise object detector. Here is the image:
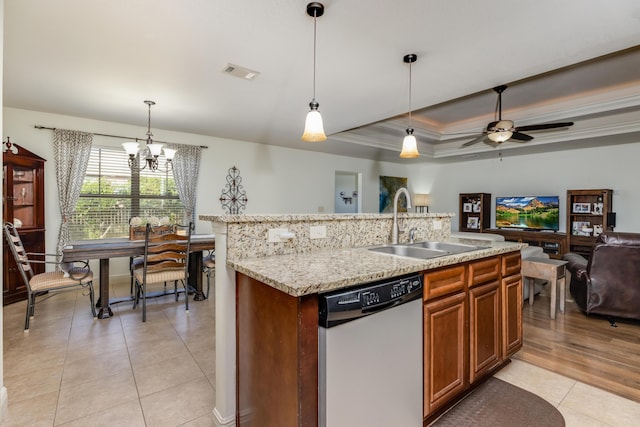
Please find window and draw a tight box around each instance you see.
[68,146,185,240]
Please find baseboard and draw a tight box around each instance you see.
[213,407,236,427]
[0,386,8,423]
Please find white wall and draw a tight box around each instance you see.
[421,144,640,233]
[5,107,640,281]
[3,107,424,278]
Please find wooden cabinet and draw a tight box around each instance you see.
[423,252,522,422]
[3,143,46,305]
[566,189,614,257]
[459,193,491,232]
[423,291,467,416]
[468,257,501,384]
[487,228,568,259]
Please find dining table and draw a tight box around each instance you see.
[62,234,215,319]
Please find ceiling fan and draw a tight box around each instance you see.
[461,85,574,148]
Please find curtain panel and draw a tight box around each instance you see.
[53,129,93,257]
[167,143,202,223]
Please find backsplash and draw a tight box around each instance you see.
[200,213,453,261]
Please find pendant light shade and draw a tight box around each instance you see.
[302,100,326,142]
[302,2,327,142]
[400,54,419,158]
[400,128,419,158]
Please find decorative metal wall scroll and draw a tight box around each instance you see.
[219,166,248,214]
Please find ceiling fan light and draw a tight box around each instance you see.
[302,102,327,142]
[487,130,513,143]
[400,129,419,158]
[488,120,514,142]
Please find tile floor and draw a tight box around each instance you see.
[2,277,640,426]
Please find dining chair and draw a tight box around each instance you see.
[3,222,96,331]
[202,249,215,299]
[132,222,193,322]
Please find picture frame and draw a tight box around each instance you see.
[467,216,479,229]
[463,203,473,213]
[472,201,481,213]
[593,224,604,237]
[592,202,603,215]
[572,202,591,214]
[572,221,591,236]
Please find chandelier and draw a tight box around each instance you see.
[122,100,176,172]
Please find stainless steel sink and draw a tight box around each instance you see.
[368,245,448,259]
[408,241,480,254]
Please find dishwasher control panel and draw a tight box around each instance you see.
[319,274,423,328]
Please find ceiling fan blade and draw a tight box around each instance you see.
[515,122,574,132]
[461,134,487,147]
[510,131,533,141]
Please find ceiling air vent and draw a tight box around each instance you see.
[222,63,260,80]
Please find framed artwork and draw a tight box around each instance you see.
[593,224,604,237]
[379,176,408,213]
[592,202,603,215]
[572,202,591,214]
[572,221,591,236]
[467,216,479,229]
[463,203,473,213]
[472,201,481,212]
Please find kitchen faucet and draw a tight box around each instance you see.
[391,188,412,244]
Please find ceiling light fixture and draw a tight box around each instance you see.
[301,2,327,142]
[400,54,419,158]
[487,86,514,143]
[122,100,176,172]
[487,120,515,143]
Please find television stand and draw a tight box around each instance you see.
[485,229,568,260]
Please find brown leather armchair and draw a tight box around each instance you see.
[564,232,640,321]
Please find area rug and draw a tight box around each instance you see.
[431,377,565,426]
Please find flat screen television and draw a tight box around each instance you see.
[495,196,560,231]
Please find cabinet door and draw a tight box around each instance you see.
[424,292,467,417]
[469,281,501,383]
[502,274,523,357]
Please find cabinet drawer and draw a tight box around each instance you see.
[423,265,466,301]
[468,257,500,287]
[502,252,521,277]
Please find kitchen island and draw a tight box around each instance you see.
[200,213,525,427]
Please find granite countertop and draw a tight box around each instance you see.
[228,239,526,297]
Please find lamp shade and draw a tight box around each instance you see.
[414,193,429,207]
[147,143,164,156]
[163,148,177,161]
[399,130,419,158]
[122,142,140,156]
[302,109,327,142]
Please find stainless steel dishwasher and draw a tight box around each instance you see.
[318,273,423,427]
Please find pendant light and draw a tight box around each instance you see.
[400,53,419,158]
[301,2,327,142]
[122,100,176,171]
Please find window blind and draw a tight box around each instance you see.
[68,146,185,240]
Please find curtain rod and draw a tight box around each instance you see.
[34,125,208,149]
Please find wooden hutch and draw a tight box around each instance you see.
[3,141,46,305]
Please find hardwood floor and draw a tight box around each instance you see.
[515,293,640,403]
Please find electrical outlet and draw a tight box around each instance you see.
[268,228,288,243]
[433,220,442,230]
[310,225,327,239]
